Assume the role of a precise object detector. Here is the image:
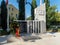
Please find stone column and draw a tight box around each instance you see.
[27,21,29,34]
[33,21,34,33]
[7,5,9,32]
[38,21,39,33]
[40,21,42,33]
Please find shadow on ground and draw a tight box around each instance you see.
[0,35,9,45]
[21,33,42,42]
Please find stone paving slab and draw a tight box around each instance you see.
[0,33,60,45]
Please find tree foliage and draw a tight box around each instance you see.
[31,0,37,20]
[0,6,1,14]
[44,0,57,29]
[1,0,7,31]
[44,0,50,11]
[19,0,25,20]
[47,6,57,25]
[18,0,27,33]
[26,16,31,20]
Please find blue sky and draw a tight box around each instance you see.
[50,0,60,12]
[0,0,60,18]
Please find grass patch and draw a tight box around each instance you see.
[47,29,52,32]
[58,29,60,32]
[47,28,60,32]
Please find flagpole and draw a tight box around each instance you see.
[40,0,42,5]
[6,0,9,32]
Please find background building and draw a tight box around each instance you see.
[0,4,19,29]
[8,4,19,21]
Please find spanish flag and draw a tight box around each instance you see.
[6,0,8,6]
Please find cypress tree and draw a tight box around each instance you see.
[1,0,7,32]
[31,0,37,20]
[44,0,50,11]
[19,0,25,20]
[44,0,57,29]
[18,0,26,33]
[44,0,50,29]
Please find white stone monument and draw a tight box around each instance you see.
[34,0,46,33]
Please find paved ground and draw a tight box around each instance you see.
[0,32,60,45]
